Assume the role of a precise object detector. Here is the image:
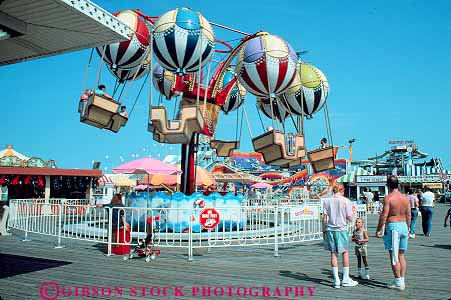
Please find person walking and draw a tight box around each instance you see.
[376,176,411,290]
[352,218,370,279]
[407,189,419,238]
[419,187,435,236]
[322,183,358,288]
[364,188,374,214]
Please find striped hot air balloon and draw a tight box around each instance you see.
[96,10,151,70]
[152,63,180,100]
[107,52,151,83]
[280,62,329,118]
[107,64,149,83]
[236,33,298,98]
[257,97,289,122]
[153,8,215,75]
[219,69,246,114]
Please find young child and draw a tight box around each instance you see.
[352,218,370,279]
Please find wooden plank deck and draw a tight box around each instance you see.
[1,204,450,300]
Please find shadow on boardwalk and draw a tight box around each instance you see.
[0,253,71,279]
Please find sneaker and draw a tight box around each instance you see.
[333,280,341,289]
[363,271,370,280]
[388,281,405,291]
[342,278,358,287]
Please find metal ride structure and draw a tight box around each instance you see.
[79,7,335,195]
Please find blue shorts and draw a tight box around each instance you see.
[324,230,349,254]
[383,222,408,251]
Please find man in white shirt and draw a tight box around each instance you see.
[322,183,358,288]
[419,187,435,236]
[364,188,374,213]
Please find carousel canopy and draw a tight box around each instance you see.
[0,144,56,168]
[0,144,29,160]
[0,144,101,177]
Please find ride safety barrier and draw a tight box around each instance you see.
[7,199,367,261]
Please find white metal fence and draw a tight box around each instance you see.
[8,199,366,261]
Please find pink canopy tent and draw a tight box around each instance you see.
[251,182,273,189]
[137,165,215,187]
[134,184,150,191]
[112,157,180,175]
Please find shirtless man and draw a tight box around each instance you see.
[375,175,411,290]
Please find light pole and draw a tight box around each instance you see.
[348,138,356,162]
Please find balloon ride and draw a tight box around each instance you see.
[78,6,335,194]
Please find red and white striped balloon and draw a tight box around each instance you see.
[97,10,151,71]
[236,33,298,98]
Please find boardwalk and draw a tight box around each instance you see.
[1,204,450,300]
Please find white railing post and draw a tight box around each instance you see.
[107,207,112,256]
[8,202,15,229]
[0,205,11,236]
[55,203,64,249]
[188,207,193,262]
[22,202,31,242]
[207,229,211,254]
[274,206,279,257]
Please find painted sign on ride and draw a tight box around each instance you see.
[290,206,319,221]
[199,208,220,230]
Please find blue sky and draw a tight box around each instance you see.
[2,0,451,172]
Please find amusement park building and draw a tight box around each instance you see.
[0,145,102,202]
[342,143,450,200]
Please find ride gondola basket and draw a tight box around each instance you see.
[308,146,335,173]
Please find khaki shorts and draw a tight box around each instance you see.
[355,246,368,256]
